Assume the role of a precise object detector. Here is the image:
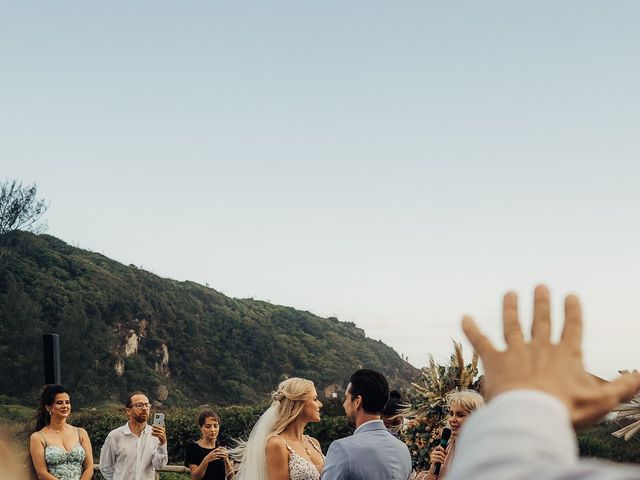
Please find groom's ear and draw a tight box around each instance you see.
[353,395,363,410]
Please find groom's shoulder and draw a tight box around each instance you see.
[327,435,355,450]
[326,433,364,456]
[330,427,401,451]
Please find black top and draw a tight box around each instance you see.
[184,442,226,480]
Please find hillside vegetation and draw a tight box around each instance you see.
[0,231,418,407]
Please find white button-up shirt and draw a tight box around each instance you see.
[99,422,168,480]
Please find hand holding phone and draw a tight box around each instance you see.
[206,447,229,463]
[151,413,167,445]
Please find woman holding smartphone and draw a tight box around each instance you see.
[185,410,233,480]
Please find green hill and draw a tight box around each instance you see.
[0,231,418,407]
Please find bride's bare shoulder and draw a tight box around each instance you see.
[266,435,289,473]
[266,435,288,454]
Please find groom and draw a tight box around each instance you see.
[322,369,412,480]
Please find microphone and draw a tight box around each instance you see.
[433,427,451,475]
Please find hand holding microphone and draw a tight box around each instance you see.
[431,427,451,476]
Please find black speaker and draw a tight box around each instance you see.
[43,334,61,384]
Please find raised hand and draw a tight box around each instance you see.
[461,285,640,427]
[151,425,167,445]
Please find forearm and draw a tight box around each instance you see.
[34,469,59,480]
[414,464,437,480]
[190,460,209,480]
[224,459,234,480]
[80,466,94,480]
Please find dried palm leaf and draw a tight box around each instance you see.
[612,419,640,441]
[611,370,640,441]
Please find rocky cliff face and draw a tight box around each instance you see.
[0,231,419,406]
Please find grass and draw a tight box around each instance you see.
[0,404,33,423]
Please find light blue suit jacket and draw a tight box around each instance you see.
[321,420,412,480]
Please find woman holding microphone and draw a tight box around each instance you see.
[418,390,484,480]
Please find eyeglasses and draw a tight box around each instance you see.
[129,403,152,409]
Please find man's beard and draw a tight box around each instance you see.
[133,412,148,423]
[346,414,356,429]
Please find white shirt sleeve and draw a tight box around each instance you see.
[445,389,640,480]
[151,441,168,470]
[98,432,116,480]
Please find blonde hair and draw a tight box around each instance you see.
[269,378,315,437]
[231,377,315,477]
[446,389,484,413]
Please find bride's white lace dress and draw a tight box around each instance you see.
[280,436,323,480]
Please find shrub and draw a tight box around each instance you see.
[0,404,33,423]
[71,403,352,464]
[578,424,640,464]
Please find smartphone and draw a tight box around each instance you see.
[152,413,165,428]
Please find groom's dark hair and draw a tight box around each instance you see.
[348,369,389,414]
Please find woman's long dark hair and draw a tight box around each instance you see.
[33,384,70,432]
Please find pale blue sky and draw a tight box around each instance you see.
[3,1,639,379]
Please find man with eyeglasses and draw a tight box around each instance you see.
[99,391,168,480]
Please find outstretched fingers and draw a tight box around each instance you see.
[561,294,582,351]
[531,284,552,343]
[462,315,497,358]
[574,372,640,426]
[502,291,523,346]
[606,372,640,405]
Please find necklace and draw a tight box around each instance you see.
[282,434,312,457]
[302,437,312,456]
[47,425,65,434]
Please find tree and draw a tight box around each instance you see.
[0,179,48,235]
[0,274,44,397]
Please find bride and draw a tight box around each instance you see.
[234,377,324,480]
